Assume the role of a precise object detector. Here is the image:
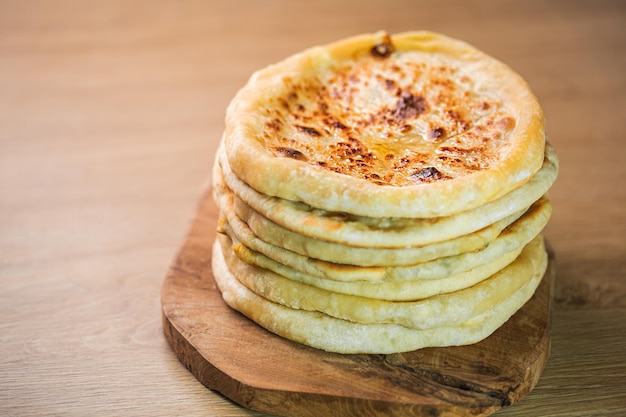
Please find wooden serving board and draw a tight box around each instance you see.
[161,189,554,417]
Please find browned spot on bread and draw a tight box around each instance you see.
[410,166,445,182]
[295,125,321,137]
[370,33,394,58]
[429,127,446,141]
[274,146,308,161]
[393,91,427,121]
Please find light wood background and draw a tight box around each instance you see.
[1,1,625,416]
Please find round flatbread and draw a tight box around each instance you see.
[213,157,529,267]
[216,233,547,330]
[236,197,522,267]
[224,31,546,218]
[211,236,548,353]
[217,142,558,248]
[228,232,523,300]
[214,168,551,284]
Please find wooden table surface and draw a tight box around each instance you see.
[1,1,625,416]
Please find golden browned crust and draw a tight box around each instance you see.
[257,42,519,186]
[225,31,546,217]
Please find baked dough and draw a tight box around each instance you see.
[213,156,531,267]
[210,30,558,354]
[216,233,546,330]
[224,31,546,218]
[212,235,547,353]
[229,234,522,301]
[236,197,523,267]
[217,143,558,248]
[214,168,551,285]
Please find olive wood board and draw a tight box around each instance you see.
[161,188,554,417]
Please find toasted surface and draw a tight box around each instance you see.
[224,31,546,217]
[217,143,558,247]
[211,235,547,353]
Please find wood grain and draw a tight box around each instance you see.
[1,1,625,416]
[162,189,554,417]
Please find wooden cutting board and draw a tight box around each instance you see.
[161,188,554,417]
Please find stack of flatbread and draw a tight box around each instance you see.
[211,31,558,354]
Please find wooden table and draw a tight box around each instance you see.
[1,1,624,416]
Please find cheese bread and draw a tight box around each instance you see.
[212,235,547,353]
[218,143,558,248]
[224,31,546,218]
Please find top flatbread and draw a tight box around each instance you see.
[224,31,545,218]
